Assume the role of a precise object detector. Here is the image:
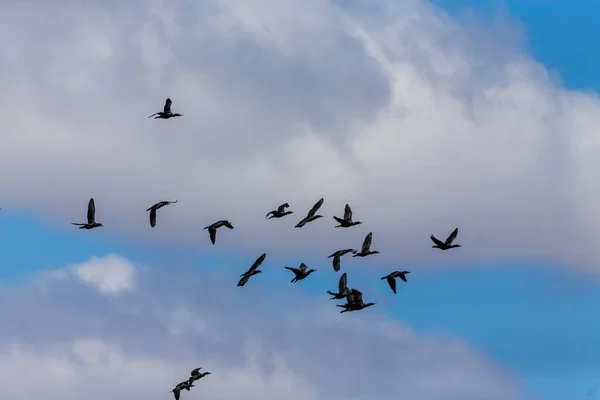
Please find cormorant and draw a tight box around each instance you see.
[333,204,362,228]
[285,263,316,283]
[381,271,410,294]
[327,272,351,300]
[295,198,324,228]
[327,248,356,272]
[430,227,461,250]
[203,220,234,245]
[149,98,183,119]
[238,253,267,287]
[337,288,376,313]
[188,367,212,384]
[170,381,194,400]
[71,198,103,230]
[265,203,294,219]
[352,232,380,257]
[146,200,178,228]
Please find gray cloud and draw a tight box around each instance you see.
[0,0,598,271]
[0,254,534,400]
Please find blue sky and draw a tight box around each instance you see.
[1,1,600,400]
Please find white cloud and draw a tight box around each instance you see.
[0,0,597,271]
[67,254,135,294]
[0,255,534,400]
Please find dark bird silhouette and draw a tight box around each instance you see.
[333,204,362,228]
[149,98,183,119]
[381,271,410,294]
[170,381,194,400]
[285,263,316,283]
[238,253,267,287]
[71,198,103,230]
[188,367,212,385]
[337,288,376,313]
[327,248,356,272]
[203,220,234,245]
[430,227,461,250]
[295,198,324,228]
[266,203,294,219]
[352,232,380,257]
[146,200,178,228]
[327,272,351,300]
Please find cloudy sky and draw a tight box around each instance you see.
[0,0,599,399]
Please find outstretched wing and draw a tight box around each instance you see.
[306,198,324,218]
[361,232,372,253]
[298,263,307,272]
[87,198,96,224]
[430,234,445,247]
[149,208,157,228]
[338,272,347,293]
[399,273,408,282]
[343,204,352,221]
[208,227,217,245]
[351,288,363,304]
[190,367,202,376]
[277,203,289,213]
[332,255,341,272]
[445,227,459,245]
[387,276,397,294]
[222,220,234,229]
[164,98,172,114]
[249,253,267,273]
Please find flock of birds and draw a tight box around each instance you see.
[65,98,463,398]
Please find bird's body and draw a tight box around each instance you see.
[381,271,410,294]
[171,381,194,400]
[204,220,234,245]
[71,198,103,230]
[327,272,351,300]
[327,248,356,272]
[238,253,267,287]
[333,204,362,228]
[266,203,294,219]
[337,288,376,313]
[149,98,183,119]
[430,227,461,250]
[285,263,316,283]
[146,200,178,228]
[295,198,324,228]
[352,232,380,257]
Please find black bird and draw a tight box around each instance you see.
[146,200,178,228]
[266,203,294,219]
[333,204,362,228]
[295,198,324,228]
[71,198,103,230]
[238,253,267,287]
[430,227,461,250]
[170,381,194,400]
[327,272,351,300]
[352,232,380,257]
[149,98,183,119]
[285,263,316,283]
[188,367,212,385]
[381,271,410,294]
[337,288,376,313]
[203,220,234,245]
[327,248,356,272]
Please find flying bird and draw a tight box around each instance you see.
[170,381,194,400]
[430,227,461,250]
[327,248,356,272]
[148,98,183,119]
[265,203,294,219]
[352,232,380,257]
[381,271,410,294]
[285,263,316,283]
[295,198,324,228]
[146,200,178,228]
[327,272,351,300]
[203,220,234,245]
[71,198,103,230]
[238,253,267,287]
[337,288,376,313]
[333,204,362,228]
[188,367,212,384]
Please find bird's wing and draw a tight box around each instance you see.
[209,228,216,244]
[343,204,352,221]
[298,263,307,272]
[71,223,85,226]
[352,289,363,303]
[387,276,397,294]
[399,273,408,282]
[295,218,307,228]
[339,272,347,292]
[333,216,345,225]
[149,208,157,228]
[306,198,324,218]
[361,232,372,252]
[191,367,202,376]
[332,255,341,272]
[173,389,180,400]
[87,198,96,224]
[148,113,159,118]
[222,220,234,229]
[285,267,299,274]
[164,98,172,113]
[445,227,459,245]
[249,253,267,272]
[277,203,289,213]
[237,275,249,287]
[265,211,274,219]
[430,235,445,247]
